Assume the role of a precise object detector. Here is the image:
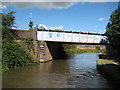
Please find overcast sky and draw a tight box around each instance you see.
[1,1,119,33]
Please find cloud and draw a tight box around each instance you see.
[2,0,119,10]
[98,18,106,21]
[2,2,77,10]
[1,0,119,2]
[0,4,7,9]
[38,24,64,30]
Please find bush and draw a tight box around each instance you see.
[96,46,100,51]
[2,40,34,71]
[2,28,18,40]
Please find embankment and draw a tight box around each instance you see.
[97,54,120,89]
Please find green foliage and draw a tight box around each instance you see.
[105,4,120,58]
[2,64,9,73]
[65,49,101,56]
[96,59,114,65]
[96,46,100,51]
[64,44,105,57]
[2,28,17,40]
[29,20,33,29]
[2,11,36,72]
[64,44,106,57]
[2,11,16,29]
[24,38,33,49]
[2,40,34,70]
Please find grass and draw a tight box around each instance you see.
[96,59,114,65]
[65,49,104,57]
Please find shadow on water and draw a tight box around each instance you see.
[97,54,120,89]
[97,64,120,89]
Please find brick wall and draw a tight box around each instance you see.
[14,30,37,40]
[76,45,106,49]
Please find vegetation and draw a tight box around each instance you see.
[105,4,120,58]
[2,11,16,29]
[2,28,18,40]
[65,49,103,56]
[2,12,35,72]
[96,59,114,65]
[64,44,105,57]
[29,20,33,29]
[96,46,100,51]
[97,4,120,89]
[24,37,34,50]
[2,40,34,72]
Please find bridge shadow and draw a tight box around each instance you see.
[46,42,68,60]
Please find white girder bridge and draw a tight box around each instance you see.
[37,30,108,44]
[37,30,108,62]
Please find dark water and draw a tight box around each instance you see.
[3,53,110,88]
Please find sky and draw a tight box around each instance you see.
[1,1,119,34]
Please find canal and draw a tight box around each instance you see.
[2,53,110,88]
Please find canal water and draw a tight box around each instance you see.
[2,53,110,88]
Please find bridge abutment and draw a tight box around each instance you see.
[39,41,53,62]
[39,41,67,62]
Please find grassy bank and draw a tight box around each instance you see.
[65,49,105,57]
[96,58,120,89]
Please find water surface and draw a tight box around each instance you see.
[3,53,110,88]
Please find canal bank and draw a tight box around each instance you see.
[97,54,120,89]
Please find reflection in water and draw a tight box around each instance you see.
[3,53,110,88]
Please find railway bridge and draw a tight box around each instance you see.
[15,29,108,62]
[37,30,108,62]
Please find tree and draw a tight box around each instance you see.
[96,46,100,51]
[105,3,120,57]
[29,20,33,29]
[2,11,16,29]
